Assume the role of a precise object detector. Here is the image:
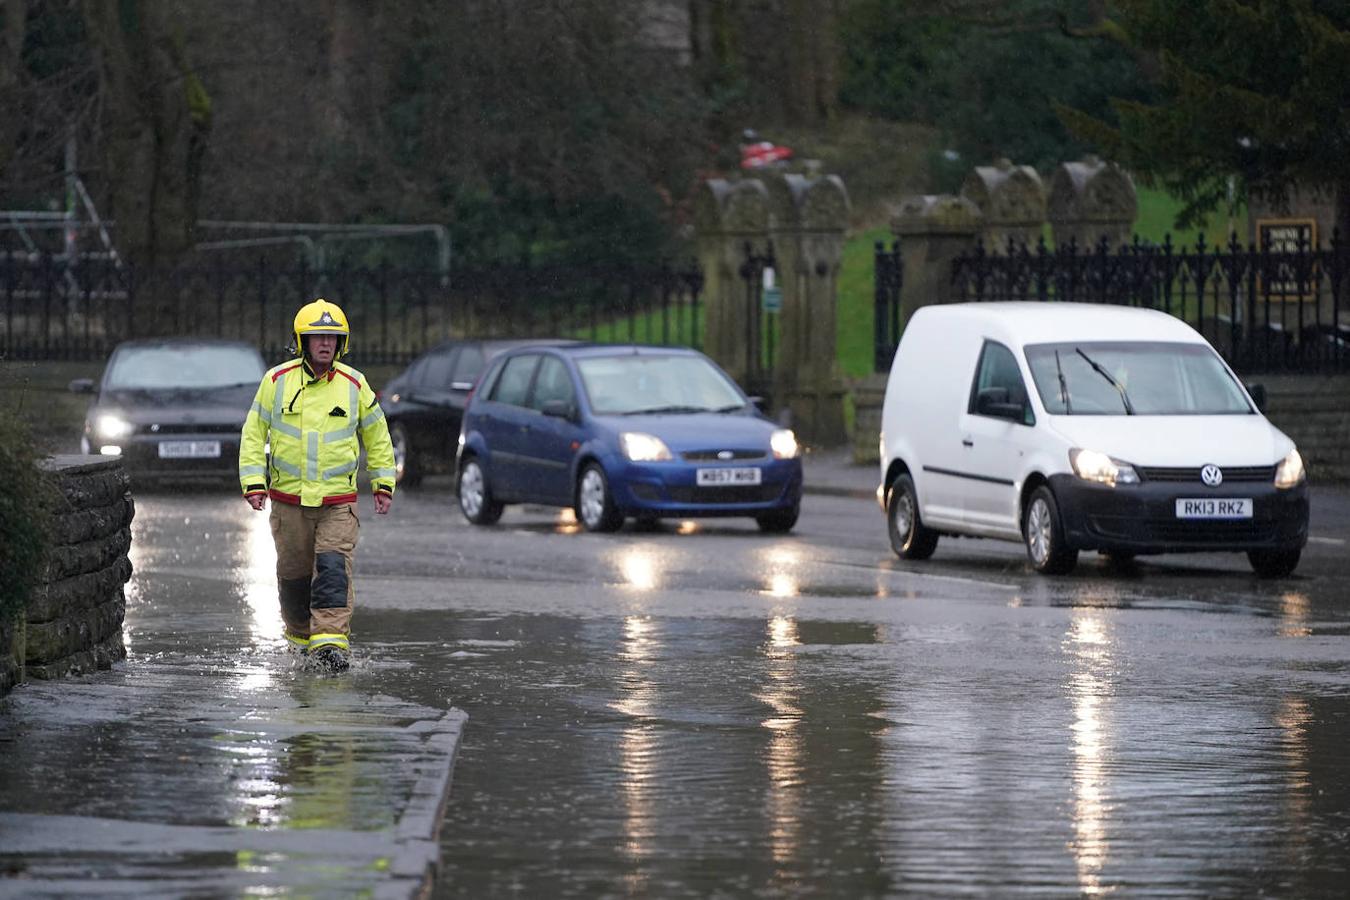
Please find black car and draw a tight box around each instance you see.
[71,338,267,481]
[382,338,576,485]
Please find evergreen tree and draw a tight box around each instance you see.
[1062,1,1350,238]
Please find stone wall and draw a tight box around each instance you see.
[0,456,133,696]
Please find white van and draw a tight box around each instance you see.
[878,302,1309,577]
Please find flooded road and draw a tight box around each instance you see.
[354,485,1350,897]
[10,483,1350,896]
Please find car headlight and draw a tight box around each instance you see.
[771,429,800,460]
[621,432,672,462]
[1069,448,1139,486]
[1274,448,1305,489]
[95,413,134,440]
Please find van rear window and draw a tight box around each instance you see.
[1024,341,1253,415]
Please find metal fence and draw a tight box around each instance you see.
[0,254,704,364]
[944,232,1350,375]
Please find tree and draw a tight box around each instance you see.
[837,0,1153,175]
[1061,1,1350,237]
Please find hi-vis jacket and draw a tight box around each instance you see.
[239,358,396,506]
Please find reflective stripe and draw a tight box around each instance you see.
[322,459,359,479]
[270,374,302,438]
[368,467,396,479]
[349,380,359,425]
[273,457,302,477]
[323,422,357,443]
[308,633,350,651]
[307,431,319,481]
[251,401,272,423]
[284,631,310,649]
[359,407,385,429]
[239,465,267,477]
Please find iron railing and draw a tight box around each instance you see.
[946,232,1350,375]
[0,254,704,364]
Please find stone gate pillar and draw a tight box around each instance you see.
[755,171,850,446]
[695,178,771,387]
[1048,155,1137,250]
[891,195,982,323]
[960,158,1047,251]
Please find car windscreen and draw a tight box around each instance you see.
[105,345,267,390]
[1024,341,1253,415]
[577,354,745,415]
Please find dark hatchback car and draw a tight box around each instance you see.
[71,338,266,480]
[456,344,803,532]
[382,338,576,485]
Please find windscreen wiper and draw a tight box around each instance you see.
[1075,348,1134,414]
[1054,350,1072,414]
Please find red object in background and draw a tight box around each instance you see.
[740,141,793,169]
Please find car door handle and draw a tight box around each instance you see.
[962,437,974,447]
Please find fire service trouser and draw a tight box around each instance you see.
[269,501,359,652]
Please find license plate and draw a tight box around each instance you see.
[158,440,222,459]
[1175,498,1252,519]
[696,466,762,486]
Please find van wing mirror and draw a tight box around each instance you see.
[1246,382,1267,412]
[976,386,1024,421]
[69,378,95,394]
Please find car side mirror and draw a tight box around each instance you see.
[976,386,1023,421]
[69,378,95,394]
[747,395,765,412]
[1246,382,1267,412]
[450,381,475,392]
[540,399,576,421]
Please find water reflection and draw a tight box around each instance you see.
[241,509,283,645]
[1278,592,1311,638]
[758,547,802,598]
[616,615,659,892]
[612,545,665,592]
[1064,610,1115,896]
[760,616,803,869]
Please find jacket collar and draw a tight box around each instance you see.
[301,359,337,383]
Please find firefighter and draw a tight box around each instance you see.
[238,298,396,673]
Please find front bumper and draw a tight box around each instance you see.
[607,457,803,519]
[1048,473,1309,554]
[89,433,243,480]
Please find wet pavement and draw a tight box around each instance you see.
[5,450,1350,897]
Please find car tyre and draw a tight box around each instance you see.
[458,455,503,525]
[756,504,799,534]
[888,474,938,560]
[577,463,623,533]
[1248,548,1300,579]
[390,422,421,487]
[1023,485,1077,575]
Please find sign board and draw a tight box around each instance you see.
[1255,218,1317,302]
[762,286,782,313]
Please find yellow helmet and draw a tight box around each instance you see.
[292,298,350,358]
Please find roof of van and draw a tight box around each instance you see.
[913,302,1204,345]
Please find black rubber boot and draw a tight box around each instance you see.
[310,645,350,674]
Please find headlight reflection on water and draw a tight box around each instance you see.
[1065,610,1115,896]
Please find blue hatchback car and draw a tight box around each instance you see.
[456,344,803,532]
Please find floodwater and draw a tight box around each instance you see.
[7,486,1350,897]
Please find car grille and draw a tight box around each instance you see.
[136,423,241,436]
[1089,515,1279,544]
[681,449,766,461]
[1137,465,1276,483]
[666,484,783,504]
